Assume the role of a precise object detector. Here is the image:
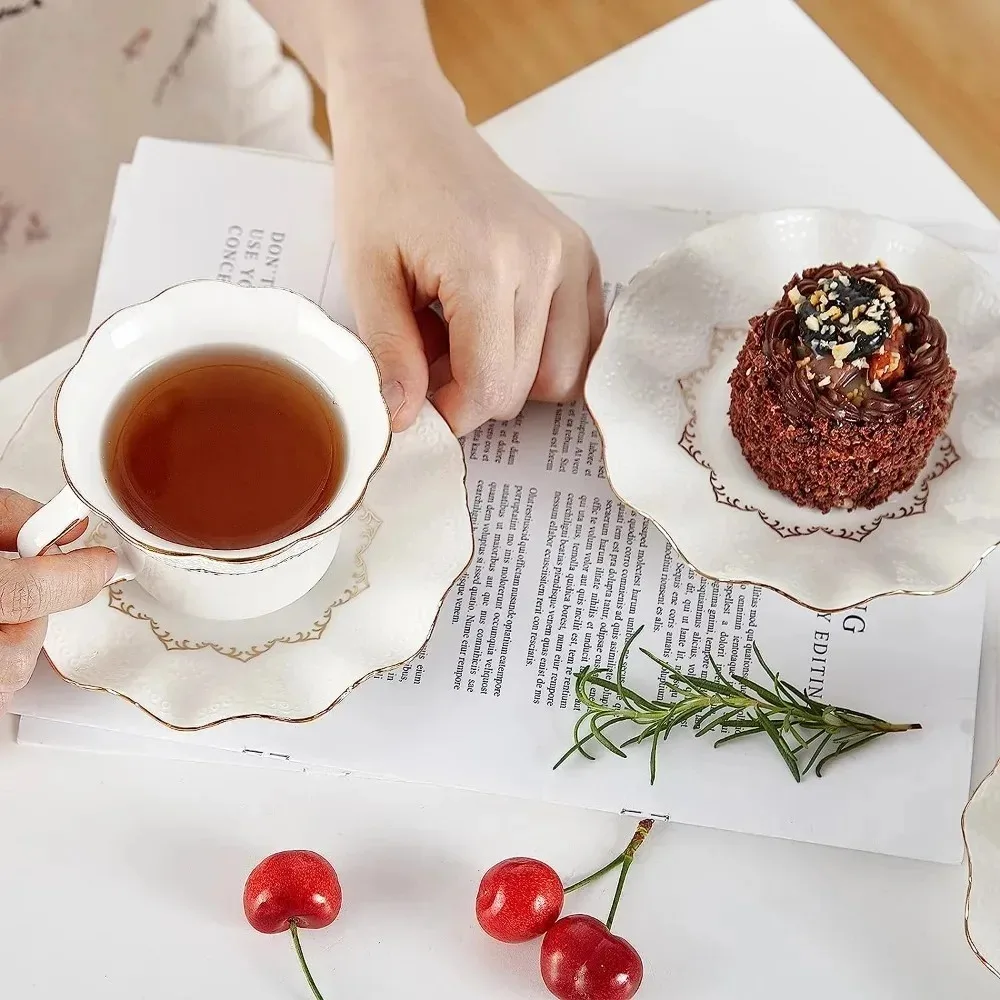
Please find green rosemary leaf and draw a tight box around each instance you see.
[778,679,820,712]
[692,704,726,730]
[576,673,617,712]
[756,709,801,782]
[572,708,598,761]
[828,703,886,724]
[728,670,785,708]
[685,675,744,697]
[815,732,886,777]
[649,659,738,698]
[795,729,826,751]
[578,678,640,717]
[590,712,629,758]
[554,716,632,770]
[670,703,710,730]
[553,743,586,770]
[693,707,746,736]
[713,727,765,747]
[615,626,646,709]
[802,732,834,775]
[752,645,814,712]
[580,672,620,696]
[753,648,786,701]
[837,707,909,729]
[709,652,730,686]
[620,722,660,749]
[639,651,722,693]
[613,679,661,714]
[784,725,811,751]
[648,719,669,785]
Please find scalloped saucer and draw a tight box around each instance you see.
[0,378,472,729]
[964,761,1000,980]
[586,208,1000,612]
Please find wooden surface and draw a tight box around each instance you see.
[310,0,1000,218]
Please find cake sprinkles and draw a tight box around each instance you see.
[728,262,956,512]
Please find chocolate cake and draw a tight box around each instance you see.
[728,262,955,512]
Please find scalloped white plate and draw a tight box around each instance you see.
[964,762,1000,980]
[586,208,1000,611]
[0,379,472,729]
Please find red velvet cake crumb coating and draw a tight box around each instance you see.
[728,262,955,512]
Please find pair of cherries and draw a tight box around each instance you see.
[476,821,652,999]
[243,820,653,1000]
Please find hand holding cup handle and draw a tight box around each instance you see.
[16,484,137,584]
[1,488,121,712]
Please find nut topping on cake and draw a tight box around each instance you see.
[788,273,907,393]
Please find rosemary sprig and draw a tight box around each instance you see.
[554,626,921,784]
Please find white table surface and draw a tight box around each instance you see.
[3,1,999,997]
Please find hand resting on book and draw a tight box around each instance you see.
[258,0,605,437]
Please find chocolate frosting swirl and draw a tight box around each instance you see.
[759,263,953,426]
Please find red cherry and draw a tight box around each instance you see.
[476,857,565,943]
[243,850,342,934]
[540,914,643,1000]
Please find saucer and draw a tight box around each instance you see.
[585,208,1000,611]
[964,761,1000,980]
[0,378,472,729]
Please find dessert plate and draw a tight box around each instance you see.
[0,378,472,729]
[586,208,1000,611]
[964,761,1000,980]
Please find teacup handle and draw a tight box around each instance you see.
[17,485,137,585]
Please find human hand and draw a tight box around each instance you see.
[330,80,604,436]
[0,489,117,714]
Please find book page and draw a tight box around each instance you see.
[12,139,989,864]
[251,396,984,864]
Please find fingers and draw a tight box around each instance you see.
[0,546,117,624]
[531,279,591,403]
[0,618,46,695]
[347,249,428,432]
[0,488,88,550]
[417,307,452,396]
[0,489,109,701]
[528,240,600,403]
[428,353,453,396]
[414,307,450,367]
[0,489,39,549]
[586,251,607,351]
[432,278,519,437]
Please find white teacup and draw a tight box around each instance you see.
[17,280,391,621]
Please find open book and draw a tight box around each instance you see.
[12,138,996,864]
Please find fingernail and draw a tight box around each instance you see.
[101,548,120,584]
[381,379,406,425]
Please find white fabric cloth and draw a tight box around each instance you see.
[0,0,327,378]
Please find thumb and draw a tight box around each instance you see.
[347,249,429,431]
[0,546,118,624]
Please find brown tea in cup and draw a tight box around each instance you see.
[102,346,343,550]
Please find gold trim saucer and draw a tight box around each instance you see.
[1,379,473,730]
[585,208,1000,612]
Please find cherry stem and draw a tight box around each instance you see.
[289,921,326,1000]
[605,819,654,930]
[562,818,656,900]
[605,856,633,931]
